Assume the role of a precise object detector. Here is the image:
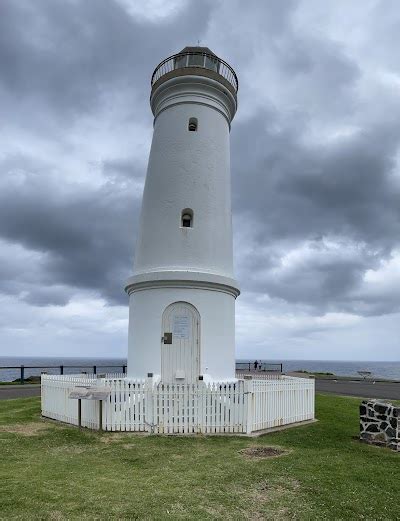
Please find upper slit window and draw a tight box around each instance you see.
[188,118,198,132]
[181,209,193,228]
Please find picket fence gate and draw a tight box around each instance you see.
[41,374,314,434]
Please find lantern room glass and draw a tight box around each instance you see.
[174,53,219,73]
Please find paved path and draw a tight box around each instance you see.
[315,379,400,400]
[0,380,399,401]
[0,384,41,400]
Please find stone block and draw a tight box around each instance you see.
[385,426,396,438]
[374,403,389,415]
[359,400,399,452]
[366,424,380,433]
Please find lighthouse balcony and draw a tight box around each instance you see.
[151,47,238,97]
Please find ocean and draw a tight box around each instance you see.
[1,356,400,382]
[0,357,126,382]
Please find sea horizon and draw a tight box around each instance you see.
[1,356,400,381]
[1,355,400,362]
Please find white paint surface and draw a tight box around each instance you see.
[126,60,239,381]
[161,301,200,383]
[127,287,236,380]
[133,87,235,277]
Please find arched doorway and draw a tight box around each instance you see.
[161,302,200,383]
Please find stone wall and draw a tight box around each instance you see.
[360,400,399,451]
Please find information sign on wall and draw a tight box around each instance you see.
[173,315,190,339]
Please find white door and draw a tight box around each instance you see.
[161,302,200,383]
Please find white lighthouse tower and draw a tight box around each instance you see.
[125,47,239,383]
[41,49,315,433]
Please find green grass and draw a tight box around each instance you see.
[0,394,398,520]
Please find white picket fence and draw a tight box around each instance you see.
[235,371,282,380]
[41,374,99,429]
[250,376,315,431]
[41,374,314,434]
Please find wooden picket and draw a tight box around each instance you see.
[103,378,147,432]
[41,374,314,434]
[249,376,315,431]
[41,374,99,429]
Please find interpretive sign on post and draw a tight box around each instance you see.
[69,386,111,400]
[69,386,111,431]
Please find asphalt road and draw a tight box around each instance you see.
[315,379,400,400]
[0,384,41,400]
[0,380,399,401]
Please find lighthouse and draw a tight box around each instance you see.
[125,47,239,383]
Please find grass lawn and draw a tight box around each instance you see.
[0,394,398,520]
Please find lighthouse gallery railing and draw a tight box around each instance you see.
[151,51,239,93]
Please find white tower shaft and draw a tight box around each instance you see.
[126,48,239,382]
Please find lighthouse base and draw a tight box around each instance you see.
[126,281,237,382]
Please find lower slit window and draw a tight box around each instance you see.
[181,209,193,228]
[188,118,198,132]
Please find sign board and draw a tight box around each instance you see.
[173,315,190,339]
[69,386,111,400]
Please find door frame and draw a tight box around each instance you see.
[161,301,201,383]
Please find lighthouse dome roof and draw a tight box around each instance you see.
[178,46,217,56]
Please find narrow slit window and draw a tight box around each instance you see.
[181,209,193,228]
[188,118,198,132]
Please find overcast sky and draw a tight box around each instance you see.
[1,0,399,361]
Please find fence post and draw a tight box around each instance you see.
[145,374,154,433]
[20,365,24,385]
[99,400,103,431]
[244,377,253,435]
[78,399,82,429]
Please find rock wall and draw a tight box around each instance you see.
[360,400,399,451]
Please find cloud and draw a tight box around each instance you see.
[231,56,400,317]
[0,0,399,359]
[0,160,141,305]
[0,0,212,136]
[0,0,214,309]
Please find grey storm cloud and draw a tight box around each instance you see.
[0,0,399,360]
[232,110,400,314]
[229,16,400,317]
[0,159,140,304]
[232,112,400,245]
[0,0,213,308]
[0,0,211,122]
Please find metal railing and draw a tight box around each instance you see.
[235,362,283,373]
[0,365,126,384]
[151,51,238,93]
[1,362,283,384]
